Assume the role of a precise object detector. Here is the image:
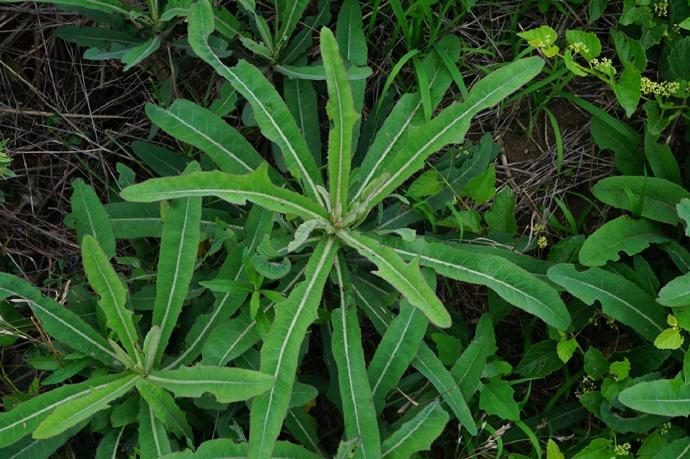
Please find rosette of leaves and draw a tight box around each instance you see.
[119,3,571,455]
[0,178,274,457]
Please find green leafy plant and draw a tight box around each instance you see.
[0,178,276,456]
[112,1,575,454]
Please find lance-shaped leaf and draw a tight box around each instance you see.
[338,230,451,328]
[71,178,116,259]
[249,237,338,458]
[122,36,161,72]
[139,399,171,459]
[1,425,80,459]
[381,401,449,459]
[331,260,381,458]
[451,314,496,399]
[351,35,461,203]
[0,273,118,367]
[336,0,367,147]
[321,27,357,214]
[159,439,322,459]
[284,75,322,165]
[352,282,477,435]
[187,0,325,205]
[95,427,125,459]
[275,0,309,48]
[367,301,427,411]
[145,100,263,175]
[136,380,192,439]
[619,378,690,416]
[81,235,141,367]
[147,366,273,403]
[0,374,121,448]
[365,57,544,211]
[148,189,202,366]
[547,264,665,341]
[33,374,140,439]
[1,0,141,17]
[386,237,570,330]
[121,165,329,222]
[579,216,669,267]
[658,272,690,306]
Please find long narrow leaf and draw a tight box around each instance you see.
[147,366,273,403]
[71,178,116,259]
[121,165,329,222]
[365,57,544,211]
[321,27,357,214]
[381,401,449,458]
[386,237,570,330]
[0,374,121,448]
[248,237,338,458]
[0,273,118,367]
[187,0,325,205]
[331,260,381,458]
[338,230,450,328]
[138,399,171,459]
[136,380,192,439]
[547,264,665,341]
[81,235,141,367]
[352,281,477,435]
[145,100,264,175]
[33,374,139,439]
[351,36,461,202]
[367,301,427,411]
[149,190,202,366]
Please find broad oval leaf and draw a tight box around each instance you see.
[547,264,665,341]
[619,378,690,416]
[592,176,690,225]
[579,216,669,267]
[657,271,690,307]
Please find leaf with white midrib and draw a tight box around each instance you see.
[331,260,381,459]
[120,167,329,223]
[0,274,119,367]
[381,401,449,458]
[33,374,140,439]
[81,235,141,367]
[322,27,357,214]
[386,238,570,330]
[187,0,324,206]
[365,57,544,211]
[248,238,337,458]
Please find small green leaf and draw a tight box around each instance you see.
[654,328,684,350]
[556,338,578,363]
[479,379,519,421]
[609,358,630,381]
[71,179,116,259]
